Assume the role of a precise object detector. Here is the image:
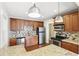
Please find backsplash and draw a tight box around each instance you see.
[9,26,36,38]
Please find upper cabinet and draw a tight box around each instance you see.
[72,13,79,31]
[16,19,24,30]
[33,21,43,30]
[10,18,44,31]
[63,14,73,32]
[10,18,17,31]
[38,22,43,27]
[63,12,79,32]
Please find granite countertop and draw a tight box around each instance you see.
[10,35,38,39]
[62,39,79,45]
[0,44,77,56]
[62,32,79,45]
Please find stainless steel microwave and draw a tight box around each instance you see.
[54,24,64,31]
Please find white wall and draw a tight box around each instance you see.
[0,3,9,48]
[44,18,54,43]
[75,2,79,6]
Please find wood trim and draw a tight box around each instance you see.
[10,18,43,23]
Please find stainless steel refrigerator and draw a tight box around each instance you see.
[37,27,45,44]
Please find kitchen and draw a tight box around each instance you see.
[0,2,79,55]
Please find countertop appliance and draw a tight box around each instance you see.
[37,27,45,44]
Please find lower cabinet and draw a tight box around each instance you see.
[61,41,79,54]
[9,38,16,46]
[25,35,38,47]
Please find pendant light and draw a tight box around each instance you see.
[27,3,41,18]
[55,2,63,22]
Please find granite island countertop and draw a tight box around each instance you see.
[0,44,78,56]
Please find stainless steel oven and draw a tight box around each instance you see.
[53,40,61,46]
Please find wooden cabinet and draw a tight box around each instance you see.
[10,18,17,31]
[61,41,79,54]
[33,21,43,30]
[9,38,16,46]
[25,35,38,47]
[63,12,79,32]
[63,14,72,32]
[72,13,78,31]
[78,46,79,54]
[24,20,29,26]
[38,22,43,27]
[16,19,20,30]
[10,18,44,31]
[33,22,39,30]
[16,19,24,30]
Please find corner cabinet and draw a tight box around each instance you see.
[63,12,79,32]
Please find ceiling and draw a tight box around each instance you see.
[1,2,78,21]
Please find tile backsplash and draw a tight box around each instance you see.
[9,26,36,38]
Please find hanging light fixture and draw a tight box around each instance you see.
[55,2,63,22]
[27,3,41,18]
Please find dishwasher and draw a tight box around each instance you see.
[16,37,25,45]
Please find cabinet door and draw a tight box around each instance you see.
[63,12,79,32]
[29,21,34,26]
[69,15,73,32]
[33,21,43,30]
[64,15,72,32]
[31,36,38,45]
[72,13,79,31]
[78,45,79,54]
[38,22,43,27]
[25,36,31,47]
[16,20,22,30]
[24,20,28,26]
[33,22,39,30]
[9,38,16,46]
[10,19,17,31]
[19,20,24,30]
[61,41,78,54]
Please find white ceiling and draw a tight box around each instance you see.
[1,2,78,21]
